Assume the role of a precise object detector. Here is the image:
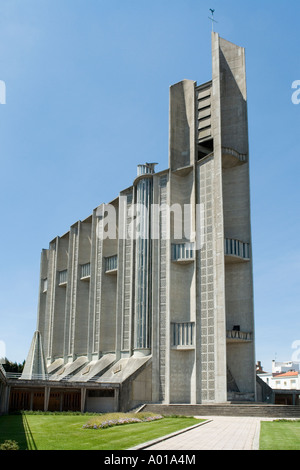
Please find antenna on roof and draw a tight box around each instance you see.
[208,8,218,32]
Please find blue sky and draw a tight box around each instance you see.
[0,0,299,373]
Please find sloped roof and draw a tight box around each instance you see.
[274,371,299,378]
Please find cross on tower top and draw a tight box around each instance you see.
[208,8,218,32]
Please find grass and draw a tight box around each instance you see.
[0,412,202,450]
[259,420,300,450]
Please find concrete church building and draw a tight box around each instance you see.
[12,33,256,413]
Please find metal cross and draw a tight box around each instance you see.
[208,8,218,32]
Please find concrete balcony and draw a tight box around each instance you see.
[222,147,247,169]
[137,163,157,176]
[171,322,195,350]
[80,263,91,281]
[58,269,67,286]
[226,329,252,343]
[171,243,195,264]
[105,255,118,274]
[134,163,157,185]
[225,238,250,263]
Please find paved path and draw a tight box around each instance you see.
[135,416,268,451]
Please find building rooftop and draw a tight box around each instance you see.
[274,371,299,378]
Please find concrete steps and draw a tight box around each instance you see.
[142,403,300,418]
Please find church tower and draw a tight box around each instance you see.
[24,33,256,412]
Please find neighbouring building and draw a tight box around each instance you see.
[257,360,300,405]
[271,360,299,374]
[6,32,256,413]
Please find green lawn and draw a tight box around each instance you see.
[0,413,202,450]
[260,420,300,450]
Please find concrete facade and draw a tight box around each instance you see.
[17,33,256,413]
[0,365,8,414]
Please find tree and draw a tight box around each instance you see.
[2,358,25,373]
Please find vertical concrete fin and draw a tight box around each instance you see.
[212,32,256,401]
[218,35,249,154]
[21,331,48,379]
[210,31,228,403]
[169,79,196,171]
[36,248,49,335]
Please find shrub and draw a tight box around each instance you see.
[83,412,163,429]
[0,440,19,451]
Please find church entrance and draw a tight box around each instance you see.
[9,387,81,412]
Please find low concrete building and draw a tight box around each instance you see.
[8,33,256,413]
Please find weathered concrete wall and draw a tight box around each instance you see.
[0,365,7,414]
[169,79,196,171]
[215,33,256,399]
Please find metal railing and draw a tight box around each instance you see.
[171,322,195,347]
[5,372,78,382]
[222,147,247,163]
[137,163,157,176]
[80,262,91,278]
[105,255,118,272]
[4,371,104,383]
[171,243,195,262]
[6,372,49,380]
[226,330,252,341]
[58,269,68,285]
[224,239,250,260]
